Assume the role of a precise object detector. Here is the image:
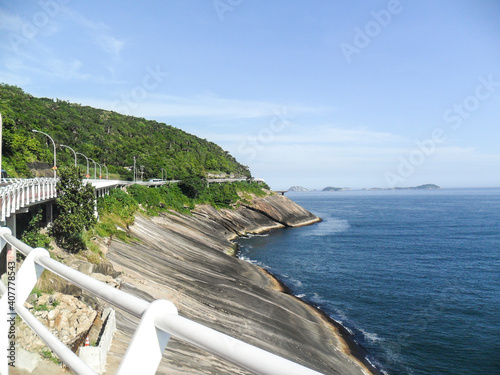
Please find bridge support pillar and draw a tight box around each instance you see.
[5,214,16,238]
[1,215,16,278]
[94,198,99,220]
[46,201,53,225]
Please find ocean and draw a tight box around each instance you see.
[237,188,500,375]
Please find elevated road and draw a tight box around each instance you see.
[0,177,265,223]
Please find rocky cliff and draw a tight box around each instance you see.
[104,195,373,375]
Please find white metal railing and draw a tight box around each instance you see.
[0,178,57,222]
[0,229,324,375]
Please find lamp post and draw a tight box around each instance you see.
[103,165,109,179]
[32,129,57,178]
[133,156,136,183]
[75,152,90,178]
[88,158,97,180]
[161,168,167,181]
[97,163,102,179]
[60,144,77,167]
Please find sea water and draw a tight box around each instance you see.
[237,188,500,375]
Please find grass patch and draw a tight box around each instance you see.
[40,349,61,365]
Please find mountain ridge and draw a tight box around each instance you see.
[0,84,250,180]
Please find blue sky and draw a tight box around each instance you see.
[1,0,499,190]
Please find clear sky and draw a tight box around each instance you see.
[1,0,499,190]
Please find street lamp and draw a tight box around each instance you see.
[133,156,136,182]
[32,129,57,178]
[88,158,97,180]
[103,165,109,179]
[60,144,77,167]
[76,152,90,178]
[97,163,102,179]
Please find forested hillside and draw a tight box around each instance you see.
[0,84,250,180]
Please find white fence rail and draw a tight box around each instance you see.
[0,229,324,375]
[0,178,57,223]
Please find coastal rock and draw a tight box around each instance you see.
[17,292,97,360]
[193,204,285,239]
[105,199,371,375]
[245,194,321,227]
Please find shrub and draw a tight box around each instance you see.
[50,166,97,253]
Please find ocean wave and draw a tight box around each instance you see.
[310,292,327,305]
[295,293,306,298]
[238,255,266,268]
[245,233,270,238]
[359,328,382,343]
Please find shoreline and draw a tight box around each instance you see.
[105,194,377,374]
[234,237,380,375]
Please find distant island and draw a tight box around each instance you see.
[322,187,351,192]
[287,186,310,192]
[364,184,441,191]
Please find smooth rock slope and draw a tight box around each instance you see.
[104,195,373,375]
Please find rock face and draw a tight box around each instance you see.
[244,194,321,227]
[17,292,97,362]
[105,195,372,375]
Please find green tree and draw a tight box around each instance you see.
[50,166,96,253]
[178,176,207,199]
[20,209,52,249]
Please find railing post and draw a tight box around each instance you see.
[15,247,48,305]
[0,246,47,373]
[117,300,178,374]
[6,189,11,219]
[25,181,28,206]
[21,183,25,208]
[15,185,19,211]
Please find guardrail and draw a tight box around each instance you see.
[0,178,57,223]
[0,229,324,375]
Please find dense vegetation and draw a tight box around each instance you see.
[0,84,250,180]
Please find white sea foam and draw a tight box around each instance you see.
[310,292,327,304]
[295,293,306,298]
[237,255,263,267]
[246,233,270,238]
[360,328,382,343]
[306,218,350,237]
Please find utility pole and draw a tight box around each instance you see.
[133,156,136,182]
